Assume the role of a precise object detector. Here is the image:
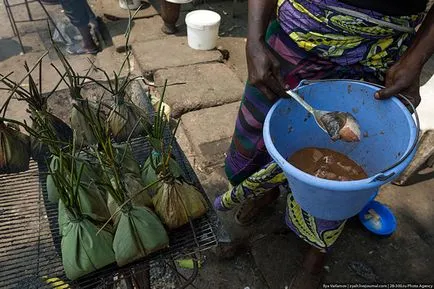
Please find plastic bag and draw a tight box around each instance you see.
[51,14,82,46]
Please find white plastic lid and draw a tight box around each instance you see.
[165,0,192,4]
[185,10,221,30]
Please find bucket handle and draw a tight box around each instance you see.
[295,79,420,183]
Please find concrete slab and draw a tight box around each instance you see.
[108,16,168,49]
[90,45,135,79]
[175,120,197,166]
[154,63,244,118]
[132,37,223,72]
[180,101,239,166]
[0,52,64,123]
[94,0,159,20]
[217,37,248,83]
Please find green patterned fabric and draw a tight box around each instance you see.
[215,161,346,250]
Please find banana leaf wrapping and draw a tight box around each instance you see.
[46,156,60,203]
[124,173,153,208]
[108,101,147,142]
[46,155,107,216]
[141,151,184,197]
[112,204,169,266]
[48,179,110,223]
[0,122,30,174]
[30,112,73,161]
[140,154,159,197]
[113,143,141,175]
[110,144,152,208]
[107,174,152,212]
[58,200,116,280]
[153,180,208,230]
[70,99,103,146]
[77,182,111,222]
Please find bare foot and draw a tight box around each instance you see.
[161,23,178,34]
[289,246,327,289]
[289,269,323,289]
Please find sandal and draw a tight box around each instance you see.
[234,188,280,226]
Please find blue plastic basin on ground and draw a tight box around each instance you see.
[263,80,418,220]
[358,200,397,235]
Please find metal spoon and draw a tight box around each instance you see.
[286,90,361,142]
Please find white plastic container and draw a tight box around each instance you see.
[185,10,221,50]
[119,0,141,10]
[166,0,192,3]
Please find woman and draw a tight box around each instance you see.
[214,0,434,286]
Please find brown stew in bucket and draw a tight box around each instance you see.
[288,147,367,181]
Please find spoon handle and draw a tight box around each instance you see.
[286,90,315,114]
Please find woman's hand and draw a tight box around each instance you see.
[246,40,287,101]
[375,56,422,107]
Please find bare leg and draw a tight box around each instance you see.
[160,0,180,34]
[290,247,326,289]
[303,247,326,274]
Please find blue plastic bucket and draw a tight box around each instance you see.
[263,80,419,220]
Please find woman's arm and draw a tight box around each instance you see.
[247,0,277,43]
[246,0,287,100]
[376,6,434,106]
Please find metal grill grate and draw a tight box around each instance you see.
[0,136,218,288]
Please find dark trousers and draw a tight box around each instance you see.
[58,0,96,28]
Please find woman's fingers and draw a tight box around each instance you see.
[266,74,288,98]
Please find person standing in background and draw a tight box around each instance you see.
[58,0,99,55]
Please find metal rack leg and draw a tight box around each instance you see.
[25,0,33,21]
[3,0,17,36]
[4,0,26,53]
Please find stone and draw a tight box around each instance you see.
[175,120,197,166]
[181,101,239,166]
[216,37,248,83]
[132,37,223,72]
[154,63,244,118]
